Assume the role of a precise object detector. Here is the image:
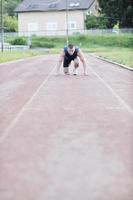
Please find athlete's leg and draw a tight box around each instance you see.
[73,57,79,75]
[63,67,69,74]
[63,58,71,74]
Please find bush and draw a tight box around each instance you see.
[69,34,133,48]
[85,15,108,29]
[31,41,55,48]
[4,16,18,32]
[10,37,27,45]
[31,36,65,48]
[9,34,132,49]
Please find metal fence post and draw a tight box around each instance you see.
[66,0,69,45]
[0,0,4,52]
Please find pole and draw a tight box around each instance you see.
[66,0,68,45]
[1,0,4,52]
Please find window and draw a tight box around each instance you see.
[66,21,77,30]
[28,22,38,31]
[69,3,80,7]
[48,3,57,8]
[46,22,57,30]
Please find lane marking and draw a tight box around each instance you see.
[93,54,133,71]
[105,107,125,110]
[87,60,133,115]
[24,107,42,111]
[0,55,56,66]
[0,65,56,144]
[0,55,45,66]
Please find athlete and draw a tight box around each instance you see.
[56,44,88,75]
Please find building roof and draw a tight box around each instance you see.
[15,0,95,13]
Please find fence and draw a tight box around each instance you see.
[1,28,133,38]
[0,28,133,51]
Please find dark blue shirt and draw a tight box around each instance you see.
[64,47,79,60]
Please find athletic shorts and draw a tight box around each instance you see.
[63,57,77,68]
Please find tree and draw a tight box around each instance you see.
[118,0,133,28]
[85,14,108,29]
[4,15,18,32]
[4,0,21,16]
[98,0,133,28]
[0,0,20,32]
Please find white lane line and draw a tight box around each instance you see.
[87,60,133,115]
[93,54,133,71]
[105,107,125,110]
[0,55,44,66]
[0,55,53,66]
[24,107,42,111]
[0,65,56,144]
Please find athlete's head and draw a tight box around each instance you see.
[67,44,75,55]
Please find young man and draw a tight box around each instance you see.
[56,44,88,75]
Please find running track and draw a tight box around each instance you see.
[0,54,133,200]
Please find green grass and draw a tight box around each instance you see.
[95,47,133,68]
[30,34,133,49]
[0,50,48,63]
[1,34,133,67]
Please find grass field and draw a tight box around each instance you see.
[85,46,133,67]
[95,48,133,67]
[30,34,133,49]
[0,50,47,63]
[1,34,133,67]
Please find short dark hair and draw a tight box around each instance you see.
[68,44,74,49]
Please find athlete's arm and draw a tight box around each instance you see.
[56,51,65,75]
[77,50,88,75]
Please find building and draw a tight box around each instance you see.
[15,0,98,36]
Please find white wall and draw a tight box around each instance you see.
[18,10,84,36]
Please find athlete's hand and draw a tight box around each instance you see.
[83,71,88,76]
[56,69,60,75]
[56,72,60,76]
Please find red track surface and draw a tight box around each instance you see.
[0,55,133,200]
